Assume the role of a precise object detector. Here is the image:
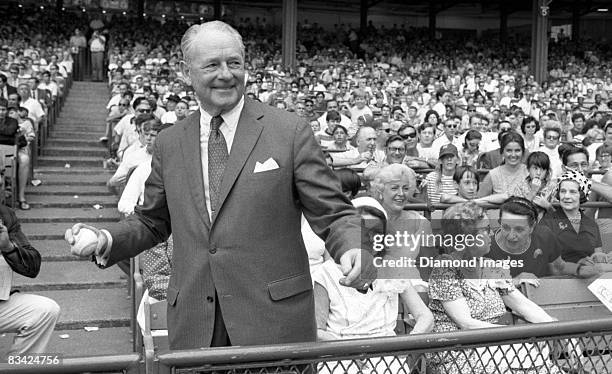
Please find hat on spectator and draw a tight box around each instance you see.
[166,94,181,103]
[438,144,459,159]
[557,169,592,203]
[352,196,388,220]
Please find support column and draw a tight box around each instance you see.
[213,0,222,20]
[360,0,368,32]
[281,0,297,70]
[500,5,508,42]
[530,0,549,84]
[429,1,437,40]
[572,5,581,41]
[136,0,144,18]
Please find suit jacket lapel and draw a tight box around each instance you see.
[181,112,211,230]
[214,99,263,222]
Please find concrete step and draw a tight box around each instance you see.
[26,185,112,196]
[47,138,105,147]
[0,327,133,357]
[52,126,107,133]
[32,288,131,329]
[13,261,126,291]
[57,114,107,120]
[58,111,107,118]
[33,172,108,185]
[50,131,105,139]
[44,146,107,157]
[27,194,117,209]
[16,207,120,223]
[30,240,90,261]
[22,221,116,240]
[35,166,113,175]
[37,156,103,167]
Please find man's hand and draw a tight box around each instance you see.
[359,151,373,162]
[339,248,376,291]
[64,223,107,257]
[0,221,12,253]
[514,272,541,288]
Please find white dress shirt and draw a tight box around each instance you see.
[199,97,244,219]
[96,97,245,264]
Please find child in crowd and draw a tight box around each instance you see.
[512,151,555,213]
[460,129,482,167]
[441,165,508,205]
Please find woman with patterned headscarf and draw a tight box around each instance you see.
[541,170,612,274]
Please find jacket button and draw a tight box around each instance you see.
[206,296,214,303]
[209,247,217,254]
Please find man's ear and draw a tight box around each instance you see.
[180,61,191,86]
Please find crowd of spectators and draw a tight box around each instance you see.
[100,11,612,287]
[11,4,609,368]
[0,5,86,209]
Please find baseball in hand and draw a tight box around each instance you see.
[70,228,99,257]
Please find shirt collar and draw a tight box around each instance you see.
[199,96,245,131]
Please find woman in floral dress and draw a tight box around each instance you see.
[427,201,562,374]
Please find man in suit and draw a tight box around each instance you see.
[0,74,16,100]
[0,204,60,356]
[66,21,369,350]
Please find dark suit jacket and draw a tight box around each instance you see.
[0,204,40,280]
[5,85,17,98]
[104,98,361,349]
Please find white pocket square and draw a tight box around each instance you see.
[254,158,279,173]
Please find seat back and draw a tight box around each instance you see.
[145,300,168,331]
[521,277,607,321]
[143,298,169,373]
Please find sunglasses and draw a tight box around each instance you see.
[137,109,152,114]
[545,135,559,140]
[446,124,458,128]
[400,132,417,139]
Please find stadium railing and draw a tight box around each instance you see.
[151,317,612,374]
[0,353,141,374]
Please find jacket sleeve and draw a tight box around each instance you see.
[1,207,40,278]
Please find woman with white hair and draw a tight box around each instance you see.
[314,196,433,373]
[371,164,435,282]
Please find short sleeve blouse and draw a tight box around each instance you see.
[428,255,515,333]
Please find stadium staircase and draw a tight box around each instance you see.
[0,82,132,356]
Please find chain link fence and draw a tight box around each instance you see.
[155,318,612,374]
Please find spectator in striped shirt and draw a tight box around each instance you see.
[424,143,459,204]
